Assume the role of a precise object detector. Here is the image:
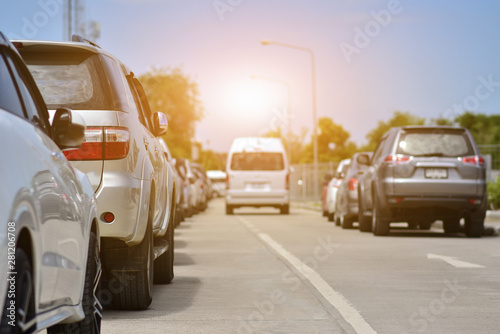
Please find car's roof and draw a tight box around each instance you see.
[400,125,466,131]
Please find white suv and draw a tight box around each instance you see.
[16,36,176,310]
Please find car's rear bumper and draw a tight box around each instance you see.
[226,190,289,206]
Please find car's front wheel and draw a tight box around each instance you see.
[0,248,36,333]
[49,231,102,333]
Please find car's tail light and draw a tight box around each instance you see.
[384,154,412,164]
[64,127,129,160]
[462,156,484,166]
[348,177,358,191]
[226,174,230,190]
[286,173,290,190]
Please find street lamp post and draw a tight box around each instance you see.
[250,75,292,163]
[261,40,319,198]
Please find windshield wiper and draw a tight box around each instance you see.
[412,152,445,157]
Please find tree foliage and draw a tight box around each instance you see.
[454,112,500,145]
[139,67,203,158]
[363,111,425,151]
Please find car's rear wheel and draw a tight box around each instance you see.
[111,222,153,310]
[226,204,234,215]
[372,196,389,236]
[464,214,484,238]
[322,210,328,217]
[443,218,460,234]
[327,212,334,222]
[49,231,102,333]
[358,196,372,232]
[341,215,354,229]
[0,248,36,333]
[280,204,289,215]
[334,212,341,226]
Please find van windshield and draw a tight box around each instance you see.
[231,152,285,171]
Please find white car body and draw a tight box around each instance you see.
[225,137,290,214]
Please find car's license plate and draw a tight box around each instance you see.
[425,168,447,179]
[249,182,267,189]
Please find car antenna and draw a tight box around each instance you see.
[71,34,102,49]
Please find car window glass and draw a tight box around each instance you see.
[397,131,473,157]
[372,137,387,163]
[132,77,154,130]
[231,152,285,171]
[5,51,50,133]
[101,55,137,113]
[0,51,25,118]
[22,52,113,110]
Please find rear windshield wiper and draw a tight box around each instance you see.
[412,152,445,157]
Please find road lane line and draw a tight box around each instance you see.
[427,253,485,268]
[237,217,377,334]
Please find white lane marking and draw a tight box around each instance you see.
[427,253,485,268]
[237,217,377,334]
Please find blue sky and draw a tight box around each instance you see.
[2,0,500,152]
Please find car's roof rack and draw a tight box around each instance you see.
[71,34,101,49]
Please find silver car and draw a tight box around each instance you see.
[357,126,486,237]
[0,33,101,333]
[16,36,175,310]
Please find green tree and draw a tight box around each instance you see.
[301,117,356,163]
[363,111,425,151]
[139,67,203,158]
[455,112,500,145]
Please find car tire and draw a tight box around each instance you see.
[322,210,328,217]
[112,222,154,310]
[372,196,389,236]
[280,204,290,215]
[154,221,174,284]
[327,212,334,222]
[226,204,234,215]
[341,215,354,229]
[443,218,460,234]
[0,248,35,333]
[464,214,484,238]
[48,232,102,334]
[358,197,372,232]
[418,220,433,230]
[334,212,341,226]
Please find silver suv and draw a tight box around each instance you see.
[16,37,176,309]
[357,126,486,237]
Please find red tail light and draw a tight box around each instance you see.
[226,174,230,190]
[64,127,129,160]
[286,173,290,190]
[384,154,412,164]
[348,177,358,191]
[462,156,484,166]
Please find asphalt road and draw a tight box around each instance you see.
[101,198,500,334]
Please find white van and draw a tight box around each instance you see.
[225,137,290,214]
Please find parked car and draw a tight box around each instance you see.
[334,152,372,229]
[174,158,195,218]
[191,162,210,210]
[325,159,351,223]
[0,32,101,333]
[159,138,184,226]
[207,170,227,197]
[357,126,487,237]
[226,137,290,214]
[321,173,333,216]
[16,35,175,309]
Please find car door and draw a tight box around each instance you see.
[5,48,87,306]
[130,76,168,231]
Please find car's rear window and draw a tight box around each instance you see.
[231,152,285,171]
[396,130,474,157]
[21,52,114,110]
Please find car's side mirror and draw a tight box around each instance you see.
[52,108,85,150]
[356,153,371,166]
[152,111,168,136]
